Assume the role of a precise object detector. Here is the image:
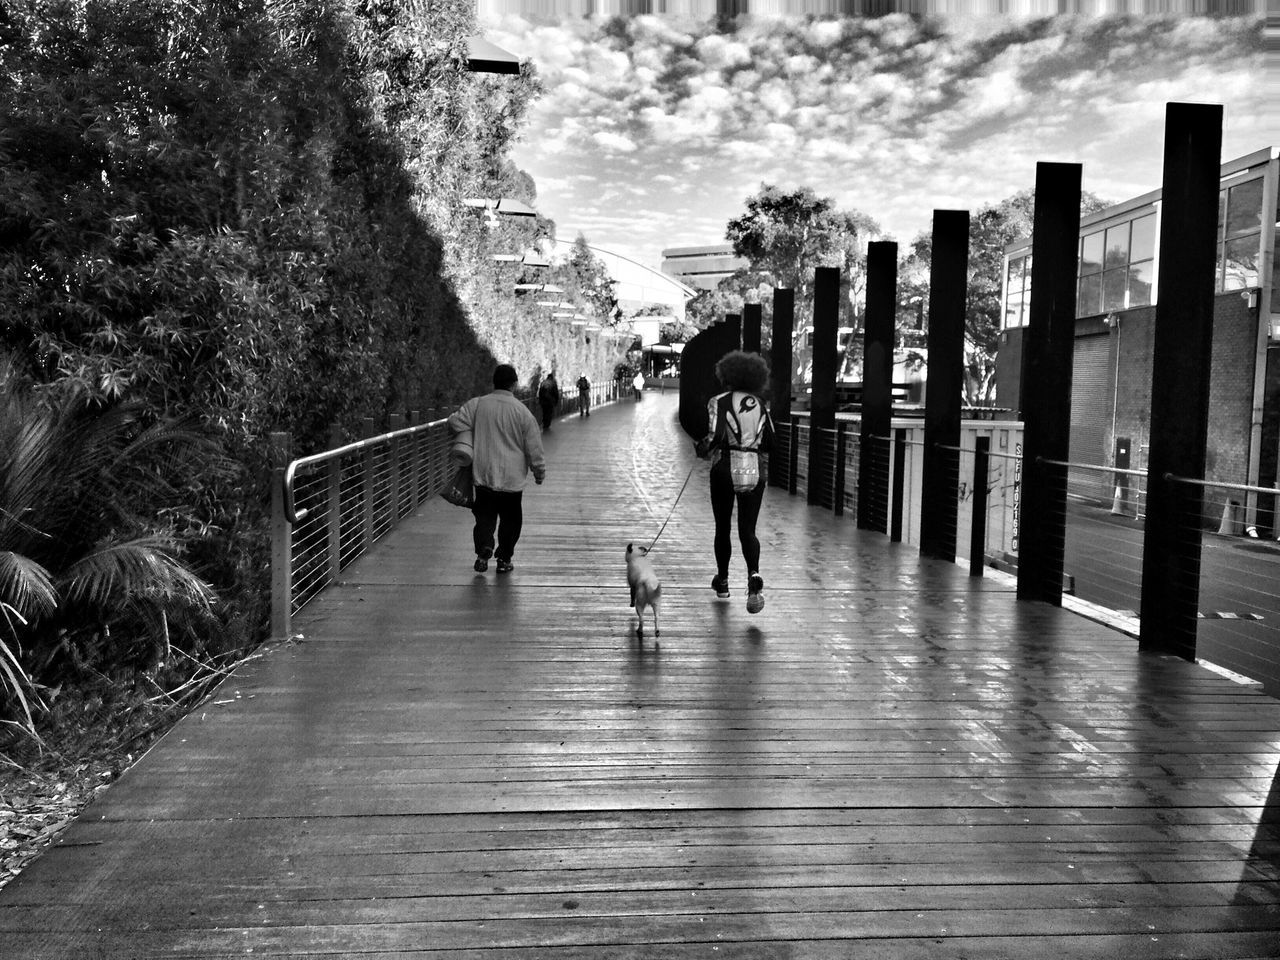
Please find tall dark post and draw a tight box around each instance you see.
[919,211,969,562]
[725,313,742,350]
[743,302,762,354]
[768,288,795,489]
[678,321,741,441]
[1139,102,1223,659]
[859,240,897,532]
[1017,162,1083,605]
[807,267,841,507]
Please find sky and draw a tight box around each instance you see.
[477,10,1276,274]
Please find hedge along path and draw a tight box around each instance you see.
[2,392,1279,958]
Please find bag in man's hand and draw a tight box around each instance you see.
[442,463,475,508]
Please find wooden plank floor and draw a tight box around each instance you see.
[3,392,1279,958]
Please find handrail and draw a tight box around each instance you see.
[283,418,446,524]
[1165,474,1280,497]
[1038,456,1147,479]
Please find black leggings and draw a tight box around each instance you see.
[710,460,765,576]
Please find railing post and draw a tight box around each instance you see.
[891,428,906,543]
[388,413,404,528]
[326,424,343,582]
[833,422,847,517]
[970,436,990,577]
[1139,102,1223,660]
[361,417,375,552]
[788,414,800,496]
[269,431,292,640]
[408,410,421,508]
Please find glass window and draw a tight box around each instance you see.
[1102,268,1128,311]
[1104,223,1129,269]
[1127,259,1153,307]
[1080,231,1104,275]
[1225,179,1263,239]
[1222,235,1259,290]
[1078,273,1102,316]
[1005,293,1023,330]
[1130,213,1156,262]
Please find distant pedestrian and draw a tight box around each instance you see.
[632,371,645,401]
[695,350,775,614]
[448,364,546,574]
[537,371,560,431]
[576,373,591,417]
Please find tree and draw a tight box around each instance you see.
[724,184,880,384]
[900,189,1109,405]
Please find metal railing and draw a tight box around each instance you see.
[271,381,624,638]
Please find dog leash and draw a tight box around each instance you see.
[647,463,697,553]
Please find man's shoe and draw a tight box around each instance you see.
[711,574,730,599]
[474,556,488,572]
[496,559,514,574]
[746,573,765,614]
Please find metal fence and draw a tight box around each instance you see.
[272,381,623,638]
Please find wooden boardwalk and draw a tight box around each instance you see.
[3,392,1280,958]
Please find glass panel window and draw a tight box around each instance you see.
[1104,223,1129,269]
[1005,293,1023,329]
[1225,179,1264,238]
[1078,273,1102,316]
[1127,259,1153,307]
[1130,213,1156,262]
[1222,235,1259,290]
[1080,231,1104,275]
[1102,268,1128,311]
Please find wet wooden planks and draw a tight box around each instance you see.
[2,393,1279,958]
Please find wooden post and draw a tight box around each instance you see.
[326,424,343,582]
[769,288,795,489]
[971,436,990,578]
[678,321,741,441]
[1017,162,1083,605]
[361,417,376,552]
[860,240,897,532]
[920,210,969,562]
[743,302,762,354]
[1139,102,1223,660]
[807,266,840,507]
[891,428,907,543]
[269,431,292,640]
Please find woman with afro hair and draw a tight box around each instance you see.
[696,350,775,614]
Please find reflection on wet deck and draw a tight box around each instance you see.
[3,393,1279,958]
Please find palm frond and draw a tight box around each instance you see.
[0,603,39,732]
[0,551,57,620]
[60,536,216,613]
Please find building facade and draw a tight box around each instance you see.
[660,243,748,291]
[996,147,1280,525]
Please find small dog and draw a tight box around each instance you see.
[626,543,661,639]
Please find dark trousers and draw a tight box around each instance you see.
[472,486,524,561]
[539,401,555,429]
[710,460,765,576]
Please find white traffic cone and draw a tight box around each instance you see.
[1110,485,1132,517]
[1217,499,1240,536]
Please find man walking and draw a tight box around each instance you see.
[576,373,591,417]
[537,371,560,431]
[448,364,546,574]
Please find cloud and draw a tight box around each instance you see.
[482,12,1269,269]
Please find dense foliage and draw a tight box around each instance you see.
[0,0,627,733]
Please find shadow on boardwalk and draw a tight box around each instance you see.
[3,393,1280,958]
